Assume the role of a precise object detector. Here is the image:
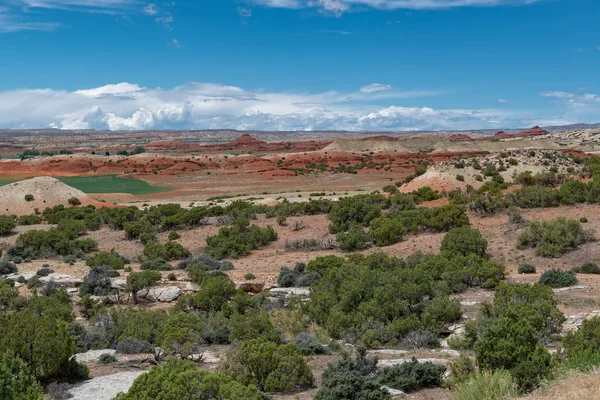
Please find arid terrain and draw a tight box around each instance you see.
[2,125,600,400]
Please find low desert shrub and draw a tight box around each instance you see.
[571,262,600,274]
[376,357,446,393]
[116,337,155,354]
[293,333,328,356]
[98,353,117,365]
[518,264,536,274]
[538,269,577,288]
[140,258,173,271]
[517,218,595,258]
[452,370,518,400]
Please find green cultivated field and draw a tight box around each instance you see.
[58,175,171,195]
[0,175,170,195]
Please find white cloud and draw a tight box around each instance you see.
[143,4,158,16]
[237,7,253,17]
[497,98,508,103]
[252,0,543,14]
[172,38,181,47]
[156,12,173,27]
[540,91,600,124]
[2,1,168,32]
[320,29,353,35]
[0,81,542,131]
[360,83,392,93]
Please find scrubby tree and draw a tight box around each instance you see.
[0,352,43,400]
[126,271,161,304]
[441,226,487,257]
[220,338,313,393]
[115,359,262,400]
[517,218,595,258]
[369,217,407,247]
[0,216,16,236]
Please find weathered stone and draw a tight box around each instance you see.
[381,385,405,398]
[39,273,82,287]
[377,358,450,368]
[111,279,127,290]
[74,349,116,363]
[185,282,200,292]
[188,351,220,364]
[269,287,310,297]
[553,285,586,293]
[237,282,265,294]
[137,286,181,302]
[68,371,145,400]
[3,271,36,281]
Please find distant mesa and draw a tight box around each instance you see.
[516,125,550,137]
[448,134,474,142]
[227,134,267,147]
[476,126,550,141]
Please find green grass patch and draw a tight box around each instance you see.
[58,175,171,195]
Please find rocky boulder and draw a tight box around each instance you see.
[237,282,265,294]
[137,286,181,302]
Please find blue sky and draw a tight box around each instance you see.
[0,0,598,131]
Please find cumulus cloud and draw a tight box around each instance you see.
[0,81,542,131]
[252,0,543,14]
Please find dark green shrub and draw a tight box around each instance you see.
[140,258,173,271]
[563,316,600,355]
[293,333,328,356]
[580,217,588,223]
[244,273,256,280]
[376,357,446,393]
[517,218,595,257]
[86,251,127,270]
[369,217,406,247]
[194,276,236,312]
[571,262,600,274]
[220,338,314,393]
[167,231,180,241]
[316,350,389,400]
[143,241,190,261]
[115,359,262,400]
[0,216,16,236]
[167,273,176,281]
[0,259,17,275]
[116,337,154,354]
[24,194,34,202]
[126,271,161,304]
[18,215,42,225]
[328,195,384,233]
[79,265,118,297]
[473,283,564,392]
[98,353,117,365]
[205,219,277,260]
[0,352,43,399]
[441,226,487,257]
[337,224,372,251]
[277,267,296,287]
[68,197,82,206]
[518,264,536,274]
[538,269,577,288]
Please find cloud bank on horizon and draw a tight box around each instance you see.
[0,82,594,131]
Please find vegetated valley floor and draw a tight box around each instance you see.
[3,128,600,399]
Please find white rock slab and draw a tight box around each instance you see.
[69,371,145,400]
